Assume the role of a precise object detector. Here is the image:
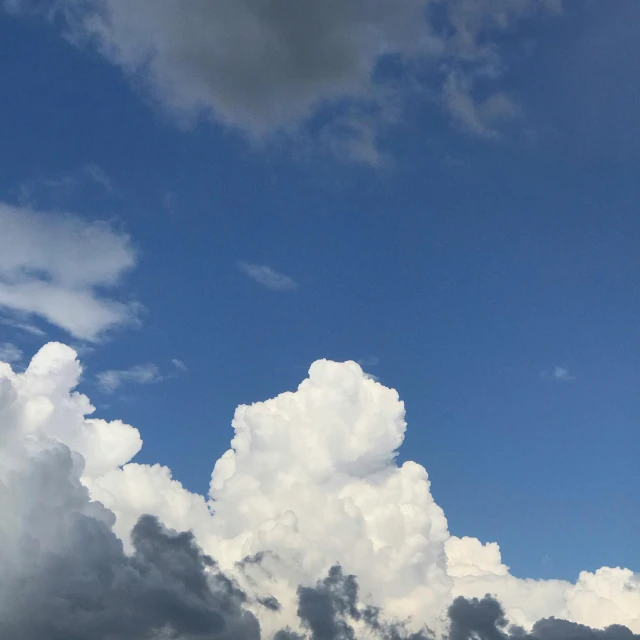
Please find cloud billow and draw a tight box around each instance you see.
[0,343,638,639]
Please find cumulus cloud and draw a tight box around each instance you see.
[239,262,298,291]
[5,0,564,156]
[97,363,163,393]
[0,343,638,639]
[0,203,138,341]
[0,419,260,638]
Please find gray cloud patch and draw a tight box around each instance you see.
[297,565,432,640]
[6,0,564,153]
[296,567,640,640]
[448,595,640,640]
[0,441,260,640]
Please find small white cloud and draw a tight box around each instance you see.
[0,203,139,341]
[542,366,574,383]
[238,261,297,292]
[0,342,23,363]
[551,366,574,382]
[97,363,162,394]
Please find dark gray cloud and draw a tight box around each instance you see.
[297,565,432,640]
[0,442,260,640]
[448,595,640,640]
[296,567,639,640]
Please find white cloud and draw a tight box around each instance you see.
[7,0,564,158]
[0,203,139,341]
[541,366,575,382]
[552,366,574,382]
[0,342,23,363]
[3,342,636,638]
[171,358,187,372]
[238,261,298,291]
[96,363,162,393]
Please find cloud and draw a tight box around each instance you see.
[172,358,188,372]
[447,594,638,640]
[0,316,47,337]
[6,0,564,158]
[541,367,574,383]
[357,356,380,368]
[551,366,574,382]
[0,422,261,638]
[96,358,188,393]
[96,363,163,393]
[0,343,638,639]
[0,203,139,341]
[16,164,115,206]
[443,72,520,138]
[83,163,114,193]
[239,261,298,291]
[0,342,23,363]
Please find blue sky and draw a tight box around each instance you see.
[0,0,638,587]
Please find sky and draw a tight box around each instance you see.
[0,2,639,637]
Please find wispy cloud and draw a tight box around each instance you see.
[542,366,575,383]
[238,261,297,292]
[551,366,574,382]
[96,358,188,393]
[171,358,187,372]
[0,342,23,363]
[83,163,114,193]
[0,316,46,337]
[16,164,115,206]
[96,363,162,393]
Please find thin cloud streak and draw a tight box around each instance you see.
[238,261,298,292]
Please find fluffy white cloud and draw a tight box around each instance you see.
[1,343,638,637]
[6,0,564,154]
[238,261,298,291]
[0,203,138,341]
